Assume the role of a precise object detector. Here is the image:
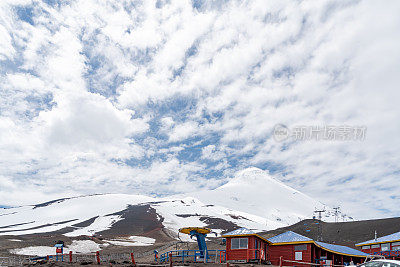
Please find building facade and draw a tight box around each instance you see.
[223,229,368,265]
[356,231,400,259]
[223,228,269,262]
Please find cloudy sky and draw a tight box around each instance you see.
[0,0,399,219]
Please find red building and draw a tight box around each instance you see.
[223,229,368,265]
[268,231,368,266]
[267,231,314,265]
[356,231,400,259]
[223,228,269,263]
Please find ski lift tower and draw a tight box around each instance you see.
[314,208,326,241]
[178,227,216,259]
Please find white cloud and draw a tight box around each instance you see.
[201,145,226,162]
[0,0,399,220]
[168,121,199,142]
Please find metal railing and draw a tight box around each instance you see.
[159,249,226,263]
[0,256,32,266]
[373,250,400,258]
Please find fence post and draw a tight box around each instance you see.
[96,251,100,265]
[131,253,136,267]
[169,253,173,267]
[279,256,283,267]
[69,251,72,263]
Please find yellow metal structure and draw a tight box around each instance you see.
[179,227,212,235]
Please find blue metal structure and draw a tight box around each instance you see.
[190,229,208,258]
[158,227,225,263]
[178,227,216,259]
[159,249,226,263]
[154,250,159,262]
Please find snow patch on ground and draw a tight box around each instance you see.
[67,240,101,254]
[10,240,101,256]
[129,236,155,245]
[105,236,155,246]
[10,246,55,256]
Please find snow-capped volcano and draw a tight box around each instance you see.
[193,167,346,225]
[0,168,350,238]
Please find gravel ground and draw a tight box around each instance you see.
[0,230,226,266]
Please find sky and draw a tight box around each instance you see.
[0,0,399,220]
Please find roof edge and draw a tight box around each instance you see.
[271,241,314,246]
[222,233,271,243]
[355,238,400,247]
[314,242,368,258]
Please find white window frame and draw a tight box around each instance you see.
[381,243,390,251]
[295,251,303,261]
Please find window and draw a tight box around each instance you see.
[381,243,390,251]
[392,246,400,251]
[392,242,400,247]
[294,244,307,251]
[295,252,302,261]
[362,245,371,250]
[371,244,380,249]
[231,238,248,249]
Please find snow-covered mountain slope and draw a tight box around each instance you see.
[0,168,351,238]
[0,194,155,236]
[0,194,271,238]
[193,168,350,225]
